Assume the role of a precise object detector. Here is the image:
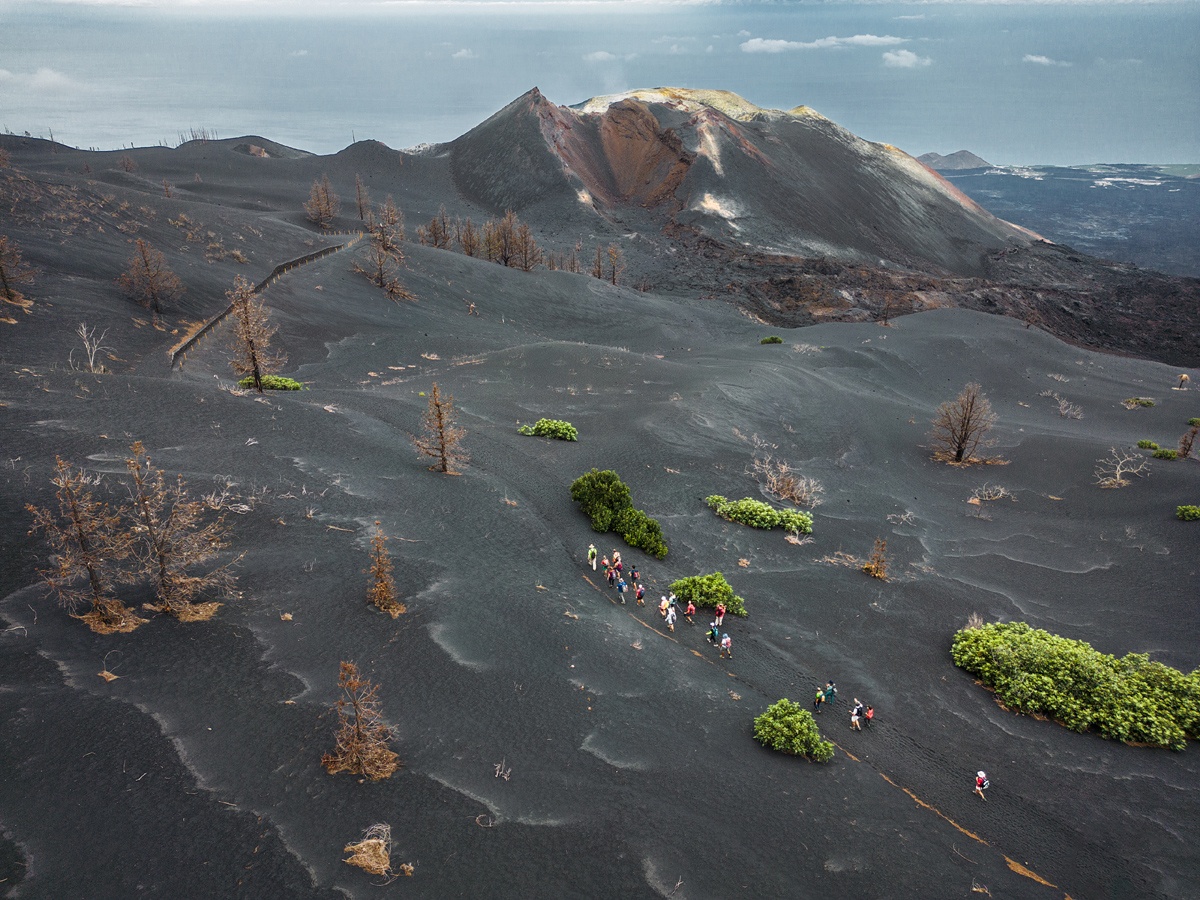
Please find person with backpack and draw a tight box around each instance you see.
[607,567,617,588]
[813,687,825,713]
[616,577,628,604]
[629,566,640,585]
[720,632,733,659]
[707,622,720,645]
[587,543,597,570]
[975,771,990,801]
[850,700,863,731]
[665,606,677,632]
[659,596,670,618]
[714,602,726,626]
[684,600,696,625]
[635,583,646,606]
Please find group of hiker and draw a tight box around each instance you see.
[812,681,875,731]
[584,543,991,800]
[588,543,732,658]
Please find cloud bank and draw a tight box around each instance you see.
[741,34,906,53]
[1023,53,1071,66]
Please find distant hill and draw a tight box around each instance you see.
[918,150,992,171]
[449,88,1033,278]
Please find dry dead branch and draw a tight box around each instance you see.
[343,823,394,877]
[929,382,997,464]
[412,382,468,474]
[752,455,824,508]
[1094,447,1150,489]
[969,484,1012,504]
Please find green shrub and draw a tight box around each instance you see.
[753,699,835,762]
[760,336,784,345]
[614,507,668,559]
[951,621,1200,750]
[705,495,814,535]
[669,572,747,617]
[1137,440,1159,450]
[1177,505,1200,521]
[1153,448,1178,460]
[1125,397,1155,408]
[518,418,578,441]
[1189,418,1200,428]
[238,374,303,391]
[569,469,667,558]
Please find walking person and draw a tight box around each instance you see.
[612,550,622,573]
[850,701,862,731]
[659,596,670,618]
[864,706,874,728]
[974,771,989,801]
[707,622,720,645]
[635,583,646,606]
[607,567,617,588]
[616,577,628,604]
[685,600,696,625]
[665,606,677,632]
[813,687,825,713]
[720,632,733,659]
[601,555,610,572]
[629,566,640,585]
[714,602,726,626]
[587,543,597,571]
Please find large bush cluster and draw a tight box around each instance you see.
[569,469,667,559]
[518,418,578,441]
[951,621,1200,750]
[669,572,747,617]
[705,495,813,535]
[753,699,835,762]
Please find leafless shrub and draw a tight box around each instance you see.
[791,343,821,355]
[26,458,144,633]
[124,441,237,619]
[322,661,400,780]
[1057,397,1083,419]
[929,383,997,464]
[304,174,339,229]
[887,510,916,526]
[367,522,405,618]
[965,612,985,630]
[970,484,1012,503]
[1094,447,1150,488]
[72,323,111,373]
[1,235,36,312]
[116,238,184,320]
[1178,426,1198,460]
[493,758,512,781]
[862,538,888,580]
[752,455,824,508]
[118,154,137,173]
[1047,373,1069,383]
[412,382,468,474]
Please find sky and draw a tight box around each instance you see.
[1,0,1197,165]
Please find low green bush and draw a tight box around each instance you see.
[1125,397,1155,408]
[951,621,1200,750]
[753,699,835,762]
[705,495,813,535]
[1137,440,1159,450]
[518,418,578,441]
[239,375,303,391]
[669,572,747,617]
[760,336,784,345]
[614,506,668,559]
[1177,505,1200,521]
[1153,448,1178,460]
[1189,418,1200,427]
[569,468,667,558]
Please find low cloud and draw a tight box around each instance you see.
[883,49,932,68]
[0,67,76,93]
[1023,53,1071,67]
[451,48,475,60]
[584,50,616,62]
[742,35,906,54]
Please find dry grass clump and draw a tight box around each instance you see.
[343,823,412,879]
[968,484,1012,504]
